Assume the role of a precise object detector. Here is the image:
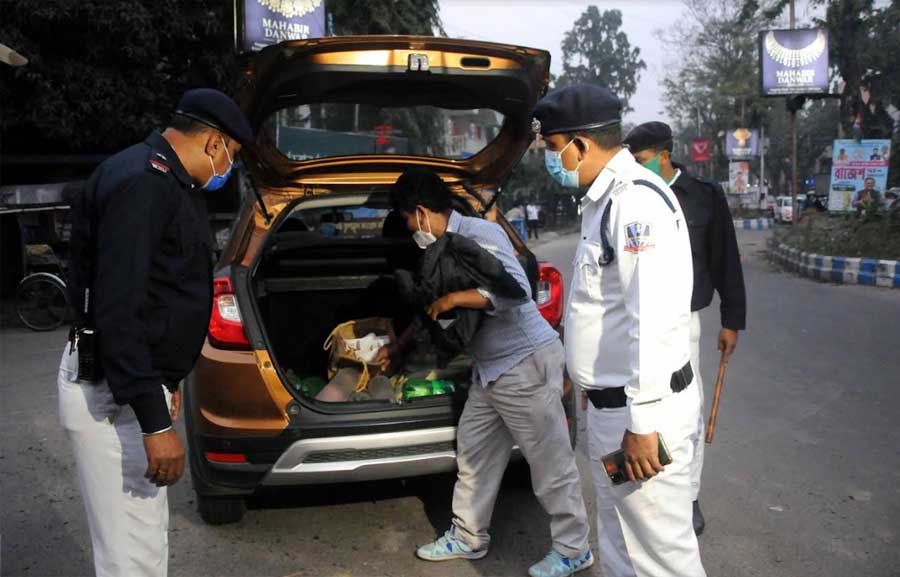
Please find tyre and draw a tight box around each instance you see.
[16,273,68,331]
[197,495,246,525]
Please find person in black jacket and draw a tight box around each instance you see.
[395,231,526,365]
[60,88,252,577]
[625,121,747,537]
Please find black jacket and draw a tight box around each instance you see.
[68,132,213,433]
[670,163,746,331]
[396,232,526,364]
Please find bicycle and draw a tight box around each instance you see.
[16,244,69,331]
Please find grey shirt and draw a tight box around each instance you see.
[446,210,559,386]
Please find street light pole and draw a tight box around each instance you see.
[790,0,799,225]
[761,121,767,204]
[697,105,702,178]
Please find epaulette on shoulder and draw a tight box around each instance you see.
[146,151,172,176]
[609,179,630,197]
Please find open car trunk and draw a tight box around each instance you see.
[250,193,478,407]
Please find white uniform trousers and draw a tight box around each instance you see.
[587,380,706,577]
[689,311,704,500]
[58,344,171,577]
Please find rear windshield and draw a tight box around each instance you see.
[278,203,394,240]
[263,103,505,161]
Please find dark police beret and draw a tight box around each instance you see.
[175,88,254,145]
[532,84,622,136]
[623,121,673,153]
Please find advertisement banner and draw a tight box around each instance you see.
[828,139,891,212]
[726,128,759,160]
[691,139,711,162]
[759,29,829,97]
[239,0,325,53]
[728,161,750,195]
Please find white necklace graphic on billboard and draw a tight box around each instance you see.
[258,0,323,19]
[765,30,826,68]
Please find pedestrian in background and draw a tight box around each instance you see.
[526,201,541,239]
[625,121,747,535]
[534,84,706,577]
[61,89,252,577]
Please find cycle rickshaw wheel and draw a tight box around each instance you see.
[16,273,69,331]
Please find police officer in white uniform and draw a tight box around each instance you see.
[533,85,706,577]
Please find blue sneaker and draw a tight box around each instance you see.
[416,528,488,562]
[528,549,594,577]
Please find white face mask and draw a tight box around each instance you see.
[413,208,437,250]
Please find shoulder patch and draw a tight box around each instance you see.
[148,159,170,174]
[624,221,654,253]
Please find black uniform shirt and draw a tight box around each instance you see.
[669,163,747,331]
[68,132,213,434]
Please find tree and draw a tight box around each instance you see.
[556,7,646,112]
[0,0,238,155]
[327,0,442,35]
[660,0,789,185]
[813,0,900,186]
[0,0,444,157]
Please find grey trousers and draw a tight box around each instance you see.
[451,340,591,557]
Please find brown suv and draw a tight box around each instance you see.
[184,36,571,525]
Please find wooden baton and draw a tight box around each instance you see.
[705,351,730,444]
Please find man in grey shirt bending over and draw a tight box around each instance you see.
[382,167,592,577]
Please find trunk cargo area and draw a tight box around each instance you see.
[251,200,472,406]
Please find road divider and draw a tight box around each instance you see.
[768,239,900,289]
[734,217,774,230]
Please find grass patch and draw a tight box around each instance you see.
[776,211,900,260]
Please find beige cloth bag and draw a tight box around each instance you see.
[323,318,394,393]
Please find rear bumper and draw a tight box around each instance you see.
[262,426,460,485]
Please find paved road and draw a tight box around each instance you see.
[3,229,900,576]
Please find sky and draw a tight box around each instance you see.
[438,0,830,126]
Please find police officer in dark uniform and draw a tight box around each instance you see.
[624,121,747,537]
[59,88,252,577]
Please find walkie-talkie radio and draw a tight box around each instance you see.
[74,287,104,382]
[601,434,673,486]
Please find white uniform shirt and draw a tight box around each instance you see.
[564,149,693,435]
[526,204,540,220]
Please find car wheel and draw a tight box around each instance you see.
[197,495,246,525]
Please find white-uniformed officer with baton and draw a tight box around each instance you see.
[533,84,706,577]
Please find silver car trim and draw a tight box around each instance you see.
[262,426,460,486]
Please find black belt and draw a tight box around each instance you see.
[587,361,693,409]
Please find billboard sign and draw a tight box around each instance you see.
[828,139,891,212]
[726,128,759,160]
[728,161,750,195]
[691,139,711,162]
[239,0,325,53]
[760,29,829,97]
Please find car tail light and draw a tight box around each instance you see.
[206,451,248,464]
[208,277,251,350]
[536,263,564,328]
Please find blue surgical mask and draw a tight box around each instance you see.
[544,139,583,188]
[202,137,234,191]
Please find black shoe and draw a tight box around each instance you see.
[693,500,706,536]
